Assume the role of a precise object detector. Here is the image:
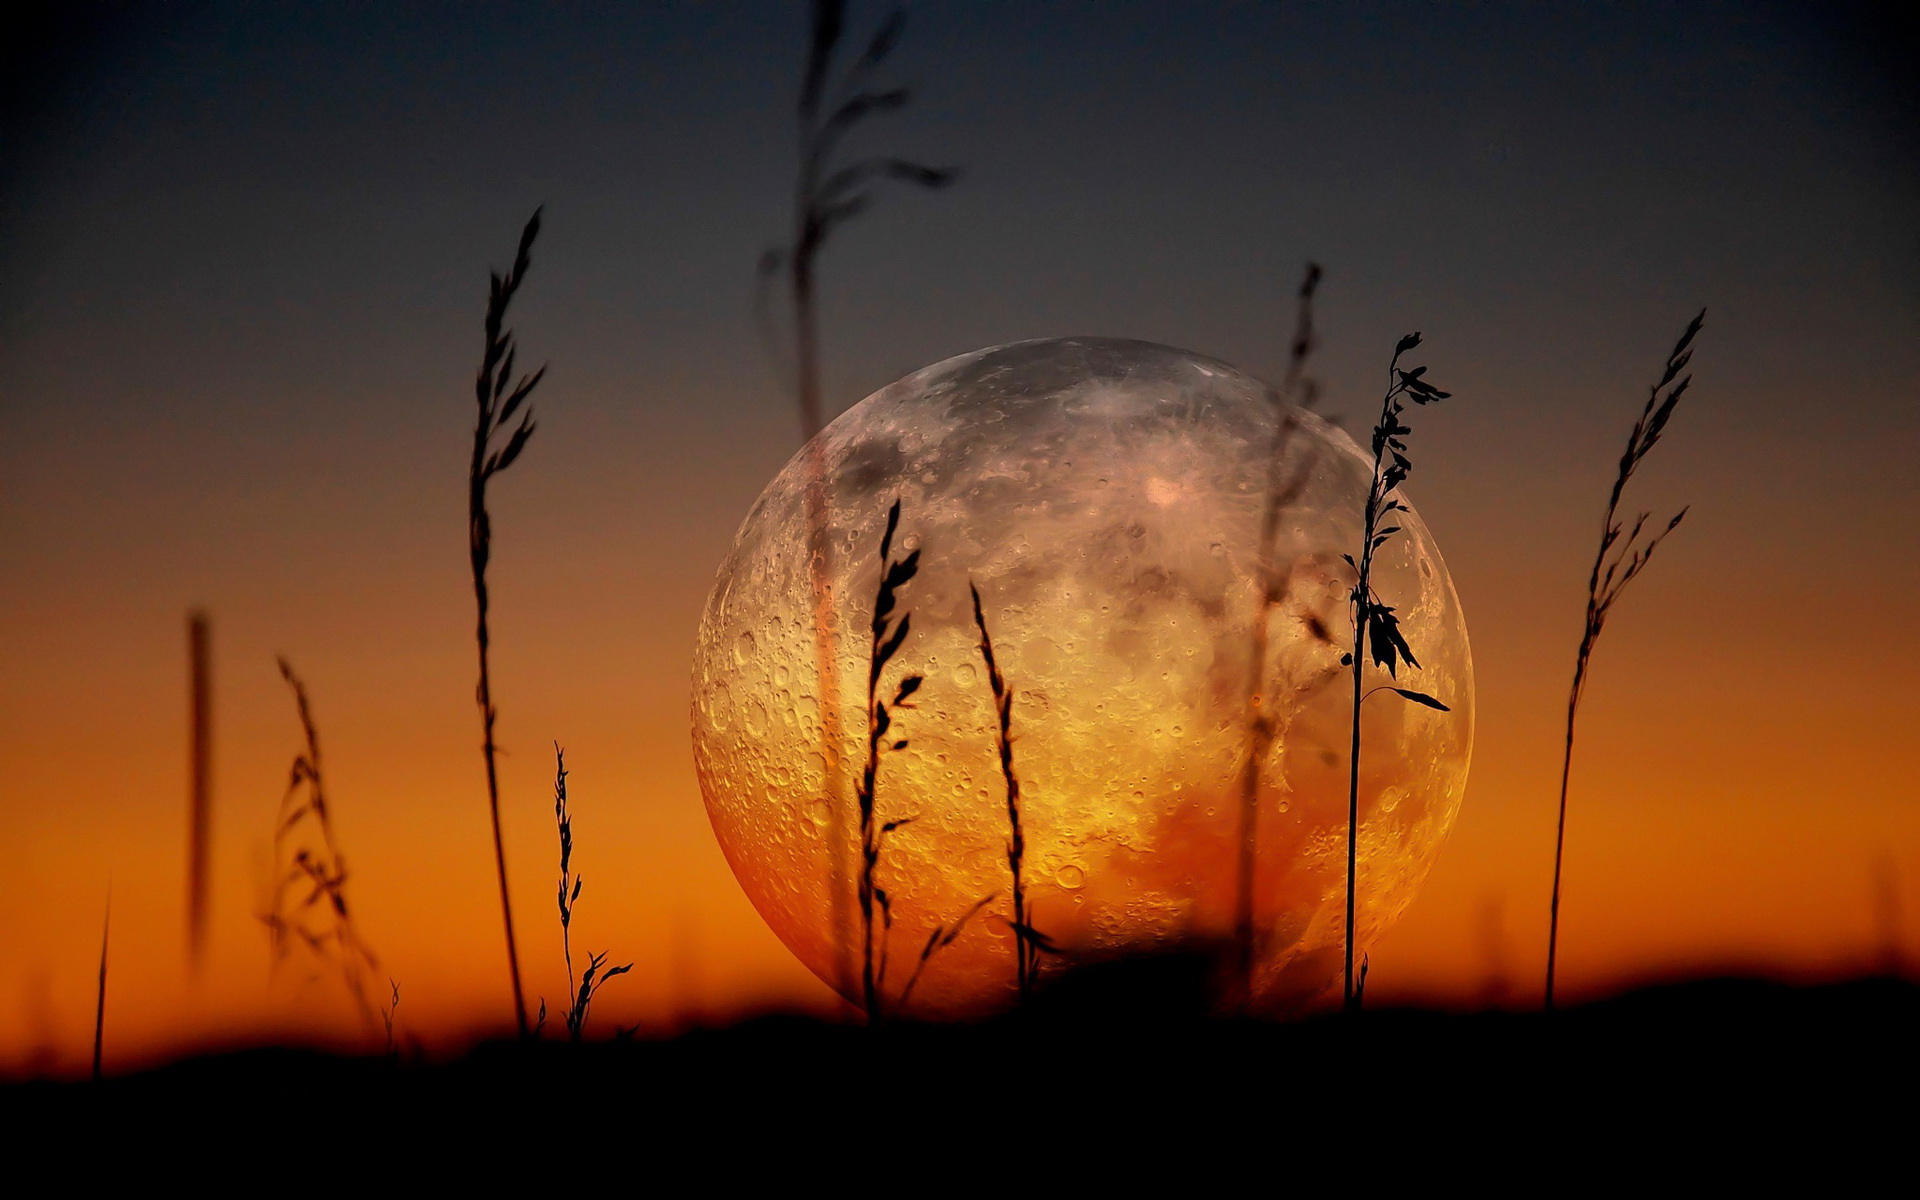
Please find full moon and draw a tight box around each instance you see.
[692,338,1472,1015]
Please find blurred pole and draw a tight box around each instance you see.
[187,610,212,970]
[92,890,110,1081]
[1874,854,1903,978]
[1477,893,1510,1010]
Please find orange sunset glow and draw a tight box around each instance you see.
[3,1,1915,1093]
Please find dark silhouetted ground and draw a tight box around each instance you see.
[5,965,1910,1179]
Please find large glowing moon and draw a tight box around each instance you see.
[692,338,1471,1015]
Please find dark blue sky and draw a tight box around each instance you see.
[8,2,1913,400]
[6,0,1915,583]
[7,1,1913,600]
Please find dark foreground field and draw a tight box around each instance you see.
[7,969,1912,1178]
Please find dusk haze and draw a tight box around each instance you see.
[1,1,1913,1157]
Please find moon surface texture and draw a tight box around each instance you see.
[692,338,1472,1015]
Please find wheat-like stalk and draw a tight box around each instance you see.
[262,658,380,1026]
[469,209,547,1038]
[970,581,1057,1001]
[759,1,956,998]
[552,745,632,1041]
[1544,309,1702,1010]
[856,498,923,1020]
[897,893,997,1013]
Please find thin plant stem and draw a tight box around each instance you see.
[859,577,883,1018]
[550,746,632,1041]
[382,981,400,1060]
[1233,262,1322,1009]
[1344,603,1365,1010]
[92,890,109,1082]
[792,217,851,996]
[469,209,547,1038]
[1545,309,1702,1010]
[1343,334,1453,1011]
[856,499,921,1020]
[1546,693,1578,1008]
[263,658,380,1025]
[187,610,211,971]
[763,2,955,1001]
[971,582,1051,998]
[555,744,578,1026]
[797,293,853,1001]
[897,893,996,1012]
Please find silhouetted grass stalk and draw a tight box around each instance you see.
[1545,310,1702,1010]
[381,981,400,1061]
[970,581,1052,999]
[856,498,923,1020]
[469,209,546,1038]
[1344,333,1453,1011]
[897,893,996,1012]
[1232,262,1324,1008]
[762,1,955,1000]
[264,658,379,1025]
[554,746,579,1019]
[92,891,109,1082]
[553,745,632,1041]
[187,610,211,970]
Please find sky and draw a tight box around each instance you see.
[2,1,1915,1072]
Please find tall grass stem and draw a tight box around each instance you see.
[1544,309,1702,1009]
[763,2,956,1001]
[1233,262,1322,1009]
[92,890,109,1082]
[469,209,547,1038]
[187,610,211,970]
[1343,333,1453,1010]
[971,581,1049,998]
[264,659,379,1024]
[855,498,922,1020]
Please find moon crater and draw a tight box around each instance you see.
[693,338,1472,1015]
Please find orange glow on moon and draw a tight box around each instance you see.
[692,339,1472,1015]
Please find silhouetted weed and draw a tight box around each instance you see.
[759,1,958,996]
[92,892,108,1082]
[857,498,923,1019]
[1545,310,1703,1009]
[262,659,380,1026]
[381,980,401,1061]
[970,581,1057,1001]
[187,610,211,971]
[1341,332,1455,1011]
[469,209,547,1038]
[1233,262,1325,1007]
[898,893,997,1012]
[760,0,957,445]
[551,745,632,1041]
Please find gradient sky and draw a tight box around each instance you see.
[3,1,1915,1072]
